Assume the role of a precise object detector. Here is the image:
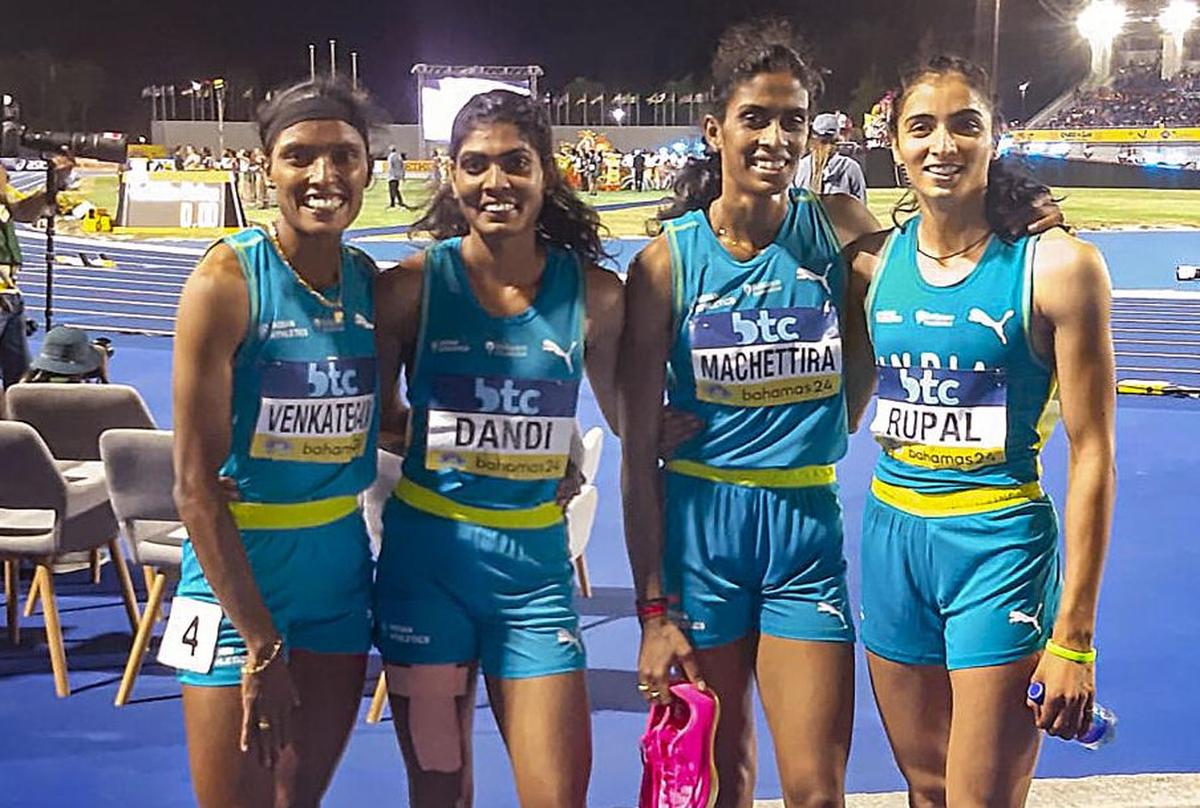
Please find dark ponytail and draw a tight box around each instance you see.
[412,90,610,264]
[658,17,821,222]
[656,151,723,222]
[889,55,1053,241]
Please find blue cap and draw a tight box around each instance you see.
[1027,681,1045,703]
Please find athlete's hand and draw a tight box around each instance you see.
[1027,652,1095,740]
[556,459,585,509]
[1008,191,1065,237]
[657,406,704,461]
[240,647,301,769]
[637,616,705,706]
[217,476,241,502]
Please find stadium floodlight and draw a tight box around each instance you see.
[1159,0,1198,36]
[1076,0,1127,43]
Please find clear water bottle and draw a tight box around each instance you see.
[1027,681,1117,750]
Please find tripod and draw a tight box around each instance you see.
[41,155,61,332]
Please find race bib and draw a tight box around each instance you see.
[870,365,1008,471]
[157,596,223,674]
[690,305,842,407]
[250,357,376,463]
[426,374,579,480]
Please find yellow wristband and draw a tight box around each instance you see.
[1045,639,1097,664]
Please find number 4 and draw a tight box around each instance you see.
[181,616,200,655]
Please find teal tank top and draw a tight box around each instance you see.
[865,218,1058,493]
[219,227,378,503]
[664,188,847,470]
[403,238,585,510]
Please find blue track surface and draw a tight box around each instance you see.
[2,226,1199,806]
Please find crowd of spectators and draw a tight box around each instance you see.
[1045,63,1200,129]
[169,145,271,207]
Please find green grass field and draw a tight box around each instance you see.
[76,174,1198,237]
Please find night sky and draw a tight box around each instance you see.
[9,0,1090,135]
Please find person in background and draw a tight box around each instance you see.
[0,156,74,389]
[19,326,111,384]
[794,112,867,203]
[386,146,413,210]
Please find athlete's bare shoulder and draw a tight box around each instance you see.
[583,260,624,308]
[376,250,425,302]
[191,240,248,286]
[843,227,894,286]
[819,192,883,247]
[375,249,425,344]
[1032,229,1109,292]
[627,231,672,285]
[1031,228,1110,320]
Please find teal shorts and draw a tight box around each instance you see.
[174,511,373,687]
[373,498,585,679]
[860,493,1062,670]
[664,472,856,649]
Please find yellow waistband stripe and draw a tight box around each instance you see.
[870,477,1045,517]
[228,495,359,531]
[393,477,564,530]
[666,459,836,489]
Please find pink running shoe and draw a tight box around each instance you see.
[639,682,720,808]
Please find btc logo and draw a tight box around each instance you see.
[899,368,960,406]
[307,361,359,397]
[730,310,801,345]
[474,378,542,415]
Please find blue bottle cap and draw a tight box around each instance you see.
[1027,681,1045,703]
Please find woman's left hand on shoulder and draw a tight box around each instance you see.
[1008,191,1065,237]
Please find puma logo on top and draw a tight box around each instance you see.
[795,265,831,297]
[968,307,1015,345]
[1008,603,1043,634]
[541,339,579,373]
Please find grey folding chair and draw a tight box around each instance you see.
[6,383,156,460]
[0,421,140,697]
[7,384,155,608]
[100,428,184,706]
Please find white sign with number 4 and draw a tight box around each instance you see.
[157,596,223,674]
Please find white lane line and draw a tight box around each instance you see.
[47,307,175,322]
[16,281,183,298]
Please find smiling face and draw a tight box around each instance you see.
[706,71,809,196]
[267,119,369,237]
[451,122,545,240]
[892,71,996,204]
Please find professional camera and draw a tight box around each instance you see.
[1,93,128,163]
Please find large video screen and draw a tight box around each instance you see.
[421,76,531,142]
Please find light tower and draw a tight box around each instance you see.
[1159,1,1198,79]
[1076,1,1129,84]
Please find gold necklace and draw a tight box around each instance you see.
[266,222,344,318]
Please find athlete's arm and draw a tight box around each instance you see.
[583,262,624,435]
[619,236,704,703]
[842,230,890,431]
[172,243,297,764]
[374,252,424,454]
[1028,231,1116,740]
[819,192,883,248]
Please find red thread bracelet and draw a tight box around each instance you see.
[636,598,669,621]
